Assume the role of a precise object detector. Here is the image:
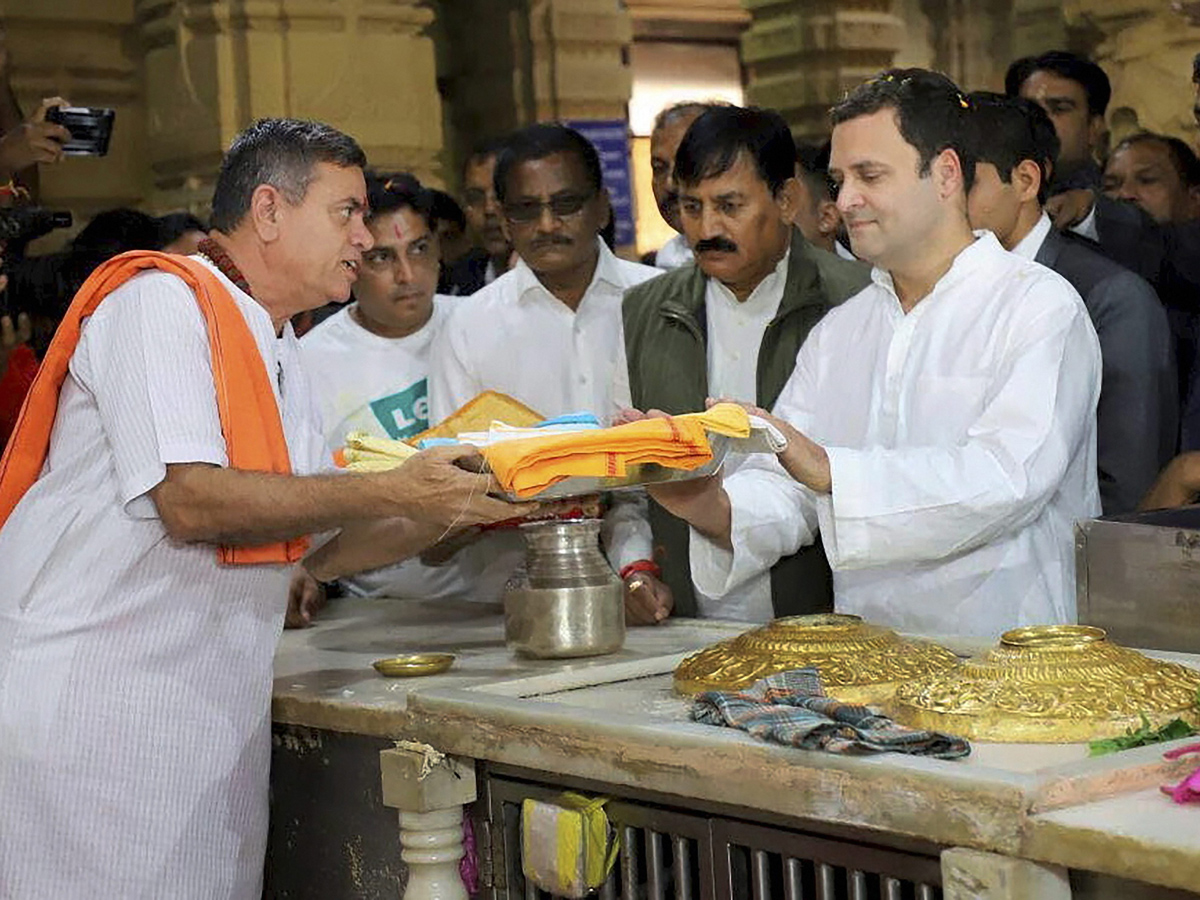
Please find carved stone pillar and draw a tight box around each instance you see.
[1063,1,1200,139]
[436,0,634,178]
[135,0,446,213]
[2,0,145,222]
[1010,0,1071,60]
[740,0,906,142]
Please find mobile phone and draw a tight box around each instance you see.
[45,106,115,157]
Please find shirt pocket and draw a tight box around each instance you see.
[907,375,990,444]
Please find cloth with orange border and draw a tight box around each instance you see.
[481,403,752,499]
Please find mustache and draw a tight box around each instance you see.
[694,237,738,254]
[531,234,574,248]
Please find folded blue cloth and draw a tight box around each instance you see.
[535,412,601,428]
[417,437,461,449]
[692,667,970,759]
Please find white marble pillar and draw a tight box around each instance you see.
[942,848,1072,900]
[380,745,477,900]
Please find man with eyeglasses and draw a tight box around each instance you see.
[440,138,514,296]
[429,122,671,624]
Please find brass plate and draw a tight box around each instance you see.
[891,625,1200,743]
[372,653,456,678]
[673,613,959,703]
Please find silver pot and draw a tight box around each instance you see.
[504,519,625,659]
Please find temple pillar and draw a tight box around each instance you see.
[1063,1,1200,139]
[740,0,906,142]
[134,0,445,214]
[437,0,634,180]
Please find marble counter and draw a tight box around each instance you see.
[272,598,1200,894]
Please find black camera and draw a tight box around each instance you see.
[0,207,73,249]
[45,106,115,157]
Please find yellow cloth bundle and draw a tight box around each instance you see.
[336,431,419,472]
[482,403,750,498]
[521,792,617,898]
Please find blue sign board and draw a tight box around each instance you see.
[566,119,636,248]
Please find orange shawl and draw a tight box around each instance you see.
[0,250,309,565]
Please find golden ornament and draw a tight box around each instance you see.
[891,625,1200,743]
[673,614,959,703]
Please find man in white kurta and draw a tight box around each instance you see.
[0,262,324,897]
[0,119,527,899]
[655,70,1102,638]
[428,123,668,620]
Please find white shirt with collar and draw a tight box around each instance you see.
[689,232,1102,638]
[1010,211,1054,260]
[429,238,661,571]
[696,248,790,622]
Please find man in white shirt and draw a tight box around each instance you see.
[429,123,668,623]
[648,102,714,270]
[650,69,1102,638]
[0,119,526,899]
[966,92,1175,516]
[620,106,869,623]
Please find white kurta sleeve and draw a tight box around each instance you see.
[72,273,229,517]
[688,332,825,599]
[818,285,1100,570]
[602,491,654,572]
[427,303,482,424]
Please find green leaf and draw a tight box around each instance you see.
[1088,716,1197,757]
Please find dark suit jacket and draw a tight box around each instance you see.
[1036,228,1178,514]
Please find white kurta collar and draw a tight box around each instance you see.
[513,237,624,307]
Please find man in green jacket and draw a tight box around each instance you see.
[618,105,870,621]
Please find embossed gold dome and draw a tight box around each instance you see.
[891,625,1200,743]
[673,614,959,702]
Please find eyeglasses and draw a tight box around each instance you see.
[502,192,595,223]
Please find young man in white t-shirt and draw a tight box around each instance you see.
[298,172,483,612]
[301,172,451,446]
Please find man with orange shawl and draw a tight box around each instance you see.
[0,119,525,899]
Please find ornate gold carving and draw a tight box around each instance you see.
[673,614,959,703]
[891,625,1200,743]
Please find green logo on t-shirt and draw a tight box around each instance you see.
[369,378,429,440]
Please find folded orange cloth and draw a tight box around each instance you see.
[481,404,750,498]
[0,250,308,565]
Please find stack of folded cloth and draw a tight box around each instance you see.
[480,402,764,499]
[692,667,971,759]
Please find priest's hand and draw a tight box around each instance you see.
[285,567,326,628]
[624,571,673,626]
[385,445,539,529]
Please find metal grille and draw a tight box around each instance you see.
[478,771,942,900]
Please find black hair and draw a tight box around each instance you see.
[429,189,467,232]
[210,118,367,233]
[462,136,509,179]
[830,68,976,191]
[1111,132,1200,189]
[1004,51,1112,118]
[1193,52,1200,85]
[364,170,435,228]
[156,212,207,248]
[492,123,603,204]
[71,208,162,258]
[795,141,837,202]
[673,105,796,195]
[967,92,1060,205]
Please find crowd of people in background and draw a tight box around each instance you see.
[5,49,1200,626]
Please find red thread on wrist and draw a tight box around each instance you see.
[620,559,661,581]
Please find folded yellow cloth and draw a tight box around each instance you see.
[337,431,419,471]
[482,403,750,498]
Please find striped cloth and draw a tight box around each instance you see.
[691,667,970,759]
